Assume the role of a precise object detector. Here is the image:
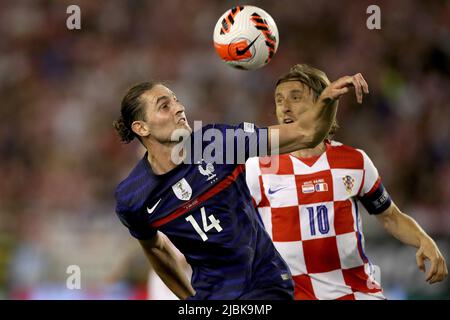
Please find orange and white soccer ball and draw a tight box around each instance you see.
[213,5,279,70]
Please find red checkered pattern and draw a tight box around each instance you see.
[246,141,385,300]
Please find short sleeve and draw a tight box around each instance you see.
[359,150,380,196]
[357,150,392,215]
[116,207,157,240]
[245,157,262,206]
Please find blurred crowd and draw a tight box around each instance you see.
[0,0,449,299]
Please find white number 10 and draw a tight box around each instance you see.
[185,207,223,241]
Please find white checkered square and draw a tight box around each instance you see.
[331,169,364,201]
[261,174,298,208]
[299,202,335,241]
[310,269,353,300]
[359,149,380,195]
[336,232,365,269]
[274,241,306,276]
[257,206,272,238]
[291,153,330,174]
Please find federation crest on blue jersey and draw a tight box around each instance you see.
[198,160,217,181]
[172,178,192,200]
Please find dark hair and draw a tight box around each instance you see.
[113,82,159,143]
[276,64,339,138]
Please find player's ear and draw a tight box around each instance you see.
[131,120,150,138]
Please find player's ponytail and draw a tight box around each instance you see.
[112,116,135,144]
[113,81,159,144]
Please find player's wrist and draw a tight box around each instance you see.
[418,233,434,249]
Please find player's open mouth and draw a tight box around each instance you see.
[283,118,294,124]
[178,118,186,124]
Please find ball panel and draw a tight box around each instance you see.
[213,5,279,70]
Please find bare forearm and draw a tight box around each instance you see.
[378,206,429,248]
[299,98,337,145]
[270,73,368,154]
[300,72,368,145]
[377,203,448,283]
[268,99,338,154]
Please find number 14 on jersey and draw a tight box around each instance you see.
[186,207,223,241]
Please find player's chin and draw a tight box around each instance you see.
[177,121,192,132]
[171,124,192,140]
[177,122,192,134]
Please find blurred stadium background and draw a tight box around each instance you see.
[0,0,449,299]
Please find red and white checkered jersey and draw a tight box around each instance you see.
[245,140,386,300]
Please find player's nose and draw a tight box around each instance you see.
[174,100,185,113]
[280,100,292,113]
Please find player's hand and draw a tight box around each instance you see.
[319,73,369,105]
[416,237,448,284]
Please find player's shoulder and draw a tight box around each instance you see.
[326,140,368,169]
[245,154,291,177]
[115,157,155,214]
[245,156,260,168]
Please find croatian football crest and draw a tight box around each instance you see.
[172,178,193,200]
[342,175,355,194]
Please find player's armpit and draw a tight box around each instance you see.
[139,231,162,251]
[139,232,195,299]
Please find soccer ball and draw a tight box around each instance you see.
[213,5,279,70]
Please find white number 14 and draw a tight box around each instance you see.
[186,207,223,241]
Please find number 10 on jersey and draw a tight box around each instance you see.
[186,207,223,241]
[307,205,330,236]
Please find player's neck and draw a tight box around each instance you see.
[145,140,181,175]
[291,141,326,159]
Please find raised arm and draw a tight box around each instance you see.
[269,73,369,154]
[376,202,448,284]
[139,232,195,299]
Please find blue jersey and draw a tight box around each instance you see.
[115,123,294,300]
